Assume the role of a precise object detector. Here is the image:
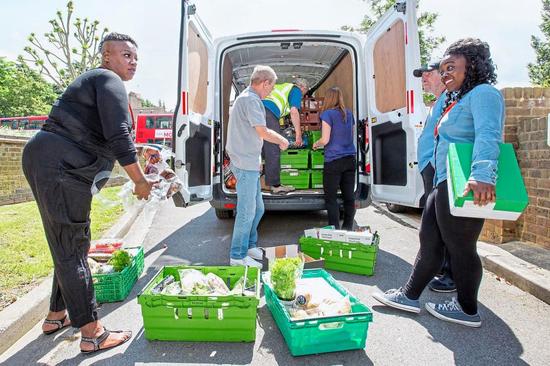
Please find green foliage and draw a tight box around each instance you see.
[108,250,133,272]
[0,186,124,309]
[0,57,57,117]
[270,257,303,300]
[528,0,550,86]
[141,99,156,108]
[18,1,109,90]
[341,0,445,64]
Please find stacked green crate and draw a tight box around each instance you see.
[310,150,324,169]
[280,149,309,169]
[311,170,323,188]
[280,169,311,189]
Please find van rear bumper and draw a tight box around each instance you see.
[209,182,370,211]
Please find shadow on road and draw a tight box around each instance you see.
[1,207,528,365]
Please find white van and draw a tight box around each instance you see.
[172,0,427,219]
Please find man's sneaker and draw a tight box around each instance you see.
[372,288,421,313]
[428,274,457,293]
[425,298,482,328]
[229,256,262,268]
[271,185,295,194]
[247,247,264,260]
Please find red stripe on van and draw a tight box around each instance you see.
[405,22,408,45]
[181,91,188,115]
[410,90,414,114]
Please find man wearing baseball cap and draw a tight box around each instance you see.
[415,60,456,293]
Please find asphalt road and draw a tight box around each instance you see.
[2,201,549,365]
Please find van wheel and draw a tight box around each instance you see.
[386,203,407,213]
[215,209,234,219]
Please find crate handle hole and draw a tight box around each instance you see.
[319,322,344,330]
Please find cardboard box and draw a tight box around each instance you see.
[304,228,319,238]
[345,231,374,245]
[263,245,324,269]
[319,229,347,242]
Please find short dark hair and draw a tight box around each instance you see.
[443,38,497,98]
[99,32,138,52]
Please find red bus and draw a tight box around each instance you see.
[134,113,173,147]
[0,116,47,130]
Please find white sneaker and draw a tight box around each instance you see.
[230,256,263,268]
[247,247,264,260]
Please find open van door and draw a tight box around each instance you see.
[364,0,426,207]
[172,1,214,207]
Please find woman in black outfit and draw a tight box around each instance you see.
[312,87,356,230]
[22,33,155,353]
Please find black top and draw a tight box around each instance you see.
[43,68,137,166]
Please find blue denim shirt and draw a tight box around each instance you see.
[417,94,445,173]
[433,84,504,186]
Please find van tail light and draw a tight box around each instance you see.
[224,203,236,209]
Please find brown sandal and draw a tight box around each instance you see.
[42,315,71,335]
[80,327,132,354]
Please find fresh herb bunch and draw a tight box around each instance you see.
[108,250,133,272]
[271,257,303,300]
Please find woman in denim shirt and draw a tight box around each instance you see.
[374,38,504,328]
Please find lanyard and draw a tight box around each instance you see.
[434,101,457,137]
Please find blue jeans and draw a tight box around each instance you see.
[230,165,265,259]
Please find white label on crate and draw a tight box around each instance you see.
[348,251,352,259]
[339,249,343,257]
[290,172,298,176]
[320,247,324,256]
[281,164,291,168]
[218,309,224,320]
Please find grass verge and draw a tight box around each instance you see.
[0,186,124,310]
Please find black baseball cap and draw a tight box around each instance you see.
[413,61,440,78]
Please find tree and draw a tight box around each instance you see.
[528,0,550,86]
[18,1,109,90]
[0,57,57,117]
[341,0,445,65]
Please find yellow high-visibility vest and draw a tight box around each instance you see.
[264,83,295,118]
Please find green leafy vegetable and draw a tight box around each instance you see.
[108,250,133,272]
[271,257,303,300]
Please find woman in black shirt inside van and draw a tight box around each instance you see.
[312,87,356,230]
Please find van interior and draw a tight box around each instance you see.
[220,40,357,196]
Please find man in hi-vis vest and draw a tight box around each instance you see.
[262,78,309,194]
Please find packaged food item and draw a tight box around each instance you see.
[161,282,183,295]
[206,272,230,295]
[151,275,176,295]
[179,269,210,295]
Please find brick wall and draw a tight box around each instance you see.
[479,87,550,249]
[0,136,131,207]
[0,137,34,205]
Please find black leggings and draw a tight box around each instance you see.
[403,181,484,315]
[421,165,453,278]
[323,155,356,230]
[22,131,111,328]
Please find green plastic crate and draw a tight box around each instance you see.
[93,247,144,303]
[264,269,372,356]
[138,265,260,342]
[299,234,380,276]
[281,149,309,169]
[310,131,322,146]
[280,169,311,189]
[311,170,323,189]
[310,150,324,169]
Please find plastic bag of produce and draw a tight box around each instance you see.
[179,269,211,295]
[270,256,304,301]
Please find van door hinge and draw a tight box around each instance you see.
[395,2,406,14]
[188,4,196,15]
[175,160,184,169]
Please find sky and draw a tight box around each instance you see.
[0,0,543,111]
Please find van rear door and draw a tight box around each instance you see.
[364,0,426,207]
[173,1,214,207]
